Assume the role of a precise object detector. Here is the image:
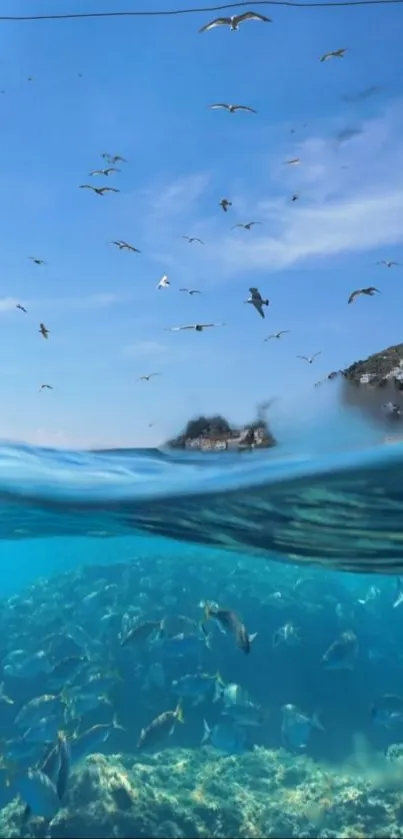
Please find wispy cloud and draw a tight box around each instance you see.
[129,98,403,282]
[145,173,211,221]
[211,99,403,274]
[215,191,403,274]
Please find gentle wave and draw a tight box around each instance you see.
[0,437,403,574]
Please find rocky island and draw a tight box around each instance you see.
[166,413,276,452]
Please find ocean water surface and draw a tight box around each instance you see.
[0,405,402,575]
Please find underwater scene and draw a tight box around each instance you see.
[2,424,403,839]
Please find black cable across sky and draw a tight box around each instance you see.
[0,0,401,22]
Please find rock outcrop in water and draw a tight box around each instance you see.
[341,343,403,425]
[166,414,276,452]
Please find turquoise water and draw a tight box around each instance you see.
[0,430,403,581]
[2,419,403,838]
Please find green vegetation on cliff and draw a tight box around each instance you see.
[343,343,403,386]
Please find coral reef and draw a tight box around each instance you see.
[166,414,276,451]
[3,745,403,839]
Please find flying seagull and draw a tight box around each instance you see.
[220,198,232,212]
[182,236,204,244]
[38,384,53,392]
[320,48,347,62]
[348,286,380,304]
[110,240,140,252]
[291,194,299,202]
[157,275,170,290]
[137,373,160,382]
[80,185,120,196]
[89,167,121,176]
[179,288,201,295]
[39,322,50,339]
[265,330,290,340]
[199,11,272,32]
[29,257,46,265]
[245,287,269,319]
[101,153,127,165]
[376,260,400,268]
[16,304,27,313]
[284,158,300,165]
[210,103,257,114]
[233,221,261,230]
[297,352,322,364]
[167,323,225,332]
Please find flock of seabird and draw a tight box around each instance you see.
[17,10,399,399]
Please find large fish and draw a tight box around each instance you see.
[138,704,183,750]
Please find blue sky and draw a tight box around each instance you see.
[0,0,402,448]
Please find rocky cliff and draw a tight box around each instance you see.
[341,342,403,423]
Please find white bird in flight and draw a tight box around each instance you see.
[245,287,269,319]
[233,221,261,230]
[377,260,400,268]
[297,352,322,364]
[16,304,27,313]
[137,373,160,382]
[180,288,201,295]
[320,48,347,62]
[80,185,120,196]
[101,153,127,165]
[89,167,120,176]
[167,323,225,332]
[110,240,140,252]
[283,158,300,166]
[157,275,170,290]
[199,11,272,32]
[38,384,53,392]
[265,330,290,340]
[210,103,257,114]
[348,286,380,304]
[182,236,204,244]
